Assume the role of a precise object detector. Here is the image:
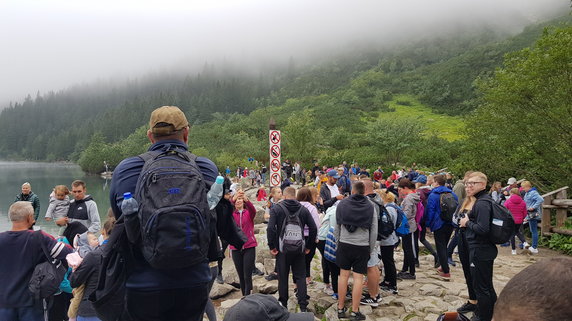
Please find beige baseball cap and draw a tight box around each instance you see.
[149,106,189,136]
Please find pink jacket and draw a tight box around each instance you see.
[230,200,258,250]
[504,194,527,224]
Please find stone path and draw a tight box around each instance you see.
[206,184,564,321]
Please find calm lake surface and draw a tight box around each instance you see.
[0,161,110,235]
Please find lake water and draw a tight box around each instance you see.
[0,161,111,235]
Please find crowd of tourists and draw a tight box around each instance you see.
[0,105,567,321]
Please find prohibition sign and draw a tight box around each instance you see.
[270,173,281,186]
[271,159,281,172]
[270,145,281,158]
[270,130,281,144]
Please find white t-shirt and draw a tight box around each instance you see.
[327,183,341,206]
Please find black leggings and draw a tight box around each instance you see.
[401,232,417,275]
[434,224,454,274]
[305,239,317,277]
[317,240,331,284]
[419,222,437,257]
[380,245,397,287]
[231,247,256,296]
[48,292,72,321]
[458,230,476,300]
[510,224,526,250]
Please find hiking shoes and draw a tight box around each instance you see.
[448,257,457,267]
[350,310,366,321]
[360,294,381,307]
[337,307,348,319]
[215,273,224,284]
[265,273,278,281]
[252,267,264,276]
[438,272,451,281]
[380,282,398,295]
[457,301,477,313]
[398,272,416,280]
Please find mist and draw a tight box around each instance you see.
[0,0,567,107]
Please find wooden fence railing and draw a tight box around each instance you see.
[541,186,572,236]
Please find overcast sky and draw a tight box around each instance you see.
[0,0,567,107]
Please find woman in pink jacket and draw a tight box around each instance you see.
[230,195,258,296]
[503,188,527,254]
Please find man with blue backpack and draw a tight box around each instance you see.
[426,174,458,280]
[109,106,219,321]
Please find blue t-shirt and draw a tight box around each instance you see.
[109,140,217,290]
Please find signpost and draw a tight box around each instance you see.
[269,129,281,187]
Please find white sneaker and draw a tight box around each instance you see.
[511,250,517,255]
[323,285,334,296]
[529,247,538,254]
[523,242,530,248]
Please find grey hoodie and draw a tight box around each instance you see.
[334,195,378,253]
[401,192,420,234]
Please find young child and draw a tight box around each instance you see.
[45,185,71,236]
[263,187,283,221]
[67,232,100,321]
[256,187,267,202]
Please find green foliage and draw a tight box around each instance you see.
[464,25,572,188]
[546,233,572,255]
[366,118,426,166]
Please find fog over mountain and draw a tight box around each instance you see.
[0,0,567,107]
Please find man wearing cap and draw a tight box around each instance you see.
[321,169,345,212]
[337,167,351,195]
[223,293,313,321]
[109,106,218,321]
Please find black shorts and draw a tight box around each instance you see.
[336,242,369,274]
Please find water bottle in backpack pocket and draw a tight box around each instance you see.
[121,192,140,243]
[135,149,211,269]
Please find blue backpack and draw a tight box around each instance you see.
[386,203,410,236]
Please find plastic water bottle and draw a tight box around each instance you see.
[122,192,140,242]
[121,192,139,215]
[207,176,225,210]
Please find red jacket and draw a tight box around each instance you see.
[230,200,258,250]
[504,194,527,224]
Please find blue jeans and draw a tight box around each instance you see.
[0,306,43,321]
[529,219,539,248]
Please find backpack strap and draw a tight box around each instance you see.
[34,231,54,264]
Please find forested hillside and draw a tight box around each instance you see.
[0,15,570,188]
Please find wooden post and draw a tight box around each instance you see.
[555,189,568,228]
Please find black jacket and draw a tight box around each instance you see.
[267,199,317,252]
[465,190,496,247]
[320,183,339,212]
[209,198,247,262]
[70,245,104,317]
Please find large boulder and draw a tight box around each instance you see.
[210,283,237,300]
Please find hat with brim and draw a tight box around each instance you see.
[327,169,340,179]
[149,106,189,136]
[507,177,517,185]
[223,294,314,321]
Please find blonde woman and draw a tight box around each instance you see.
[489,181,502,203]
[522,181,544,254]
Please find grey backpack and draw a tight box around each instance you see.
[277,203,305,255]
[135,148,210,269]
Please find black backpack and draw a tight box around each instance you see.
[28,232,67,300]
[277,203,305,254]
[376,203,394,240]
[478,198,516,244]
[440,192,458,222]
[135,148,211,269]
